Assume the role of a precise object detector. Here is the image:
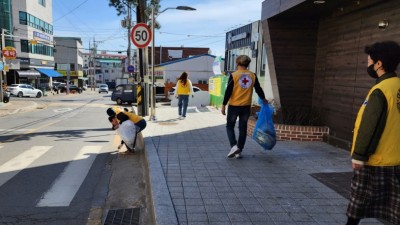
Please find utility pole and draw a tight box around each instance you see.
[0,28,5,103]
[136,0,147,116]
[127,1,132,68]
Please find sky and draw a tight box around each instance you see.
[52,0,265,57]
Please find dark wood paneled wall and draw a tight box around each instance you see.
[267,19,318,109]
[314,1,400,147]
[262,0,400,148]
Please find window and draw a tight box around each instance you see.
[19,11,27,25]
[21,40,29,53]
[38,0,46,7]
[19,11,53,35]
[198,80,208,84]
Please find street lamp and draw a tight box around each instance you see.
[150,5,196,121]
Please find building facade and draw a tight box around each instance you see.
[1,0,61,89]
[148,46,210,66]
[83,52,126,86]
[53,37,83,86]
[225,21,274,104]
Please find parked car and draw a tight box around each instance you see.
[168,86,202,101]
[59,84,82,93]
[111,84,137,105]
[98,84,109,93]
[8,84,43,98]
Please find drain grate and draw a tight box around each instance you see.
[103,208,140,225]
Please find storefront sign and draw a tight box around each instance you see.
[228,32,248,44]
[33,31,51,42]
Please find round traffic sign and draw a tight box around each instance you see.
[127,65,134,72]
[130,23,152,48]
[2,46,17,60]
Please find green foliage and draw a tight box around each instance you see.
[108,0,160,23]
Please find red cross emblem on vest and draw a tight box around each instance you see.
[239,74,252,89]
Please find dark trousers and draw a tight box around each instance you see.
[226,105,251,150]
[178,95,189,117]
[346,217,360,225]
[124,119,147,151]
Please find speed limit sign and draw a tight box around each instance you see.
[130,23,152,48]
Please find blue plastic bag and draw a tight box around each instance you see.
[252,100,276,150]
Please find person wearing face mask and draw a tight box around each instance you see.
[346,41,400,225]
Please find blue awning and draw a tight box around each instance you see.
[36,68,63,77]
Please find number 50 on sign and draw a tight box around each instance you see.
[130,23,152,48]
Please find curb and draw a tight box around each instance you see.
[145,137,179,225]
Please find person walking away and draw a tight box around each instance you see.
[346,41,400,225]
[221,55,268,159]
[174,72,194,119]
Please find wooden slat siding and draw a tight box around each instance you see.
[312,1,400,147]
[268,18,318,110]
[261,0,306,20]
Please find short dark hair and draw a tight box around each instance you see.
[107,108,116,117]
[236,55,251,68]
[364,41,400,72]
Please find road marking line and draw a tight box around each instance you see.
[36,146,102,207]
[0,146,52,187]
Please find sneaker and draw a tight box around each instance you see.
[227,145,240,158]
[178,116,183,120]
[181,116,186,120]
[235,153,242,159]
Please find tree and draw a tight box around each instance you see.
[108,0,161,27]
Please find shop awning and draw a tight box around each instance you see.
[36,68,63,77]
[17,70,41,78]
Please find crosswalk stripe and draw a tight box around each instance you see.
[36,146,102,207]
[0,146,52,187]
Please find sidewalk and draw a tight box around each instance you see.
[142,105,384,225]
[0,99,38,117]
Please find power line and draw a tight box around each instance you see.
[53,0,90,22]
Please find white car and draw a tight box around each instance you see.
[8,84,43,98]
[168,86,202,101]
[98,84,109,93]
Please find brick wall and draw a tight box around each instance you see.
[247,117,329,142]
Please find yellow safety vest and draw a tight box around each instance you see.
[228,70,256,106]
[351,77,400,166]
[176,80,191,95]
[112,107,143,123]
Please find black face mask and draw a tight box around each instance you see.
[367,64,378,79]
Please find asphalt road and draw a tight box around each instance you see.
[0,92,120,225]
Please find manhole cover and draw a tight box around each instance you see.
[103,208,140,225]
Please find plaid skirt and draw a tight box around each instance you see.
[346,165,400,224]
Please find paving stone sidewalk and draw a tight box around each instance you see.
[142,105,384,225]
